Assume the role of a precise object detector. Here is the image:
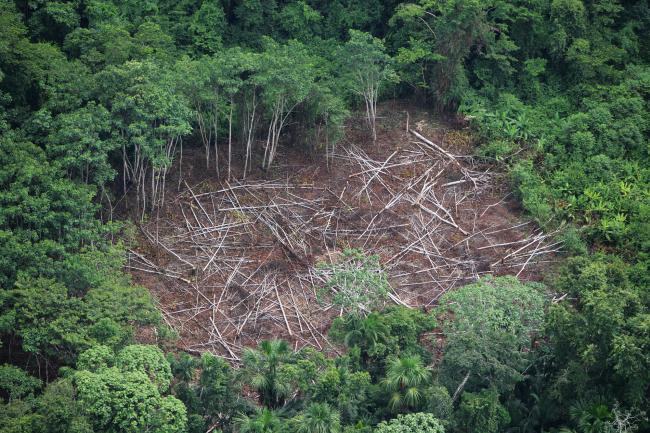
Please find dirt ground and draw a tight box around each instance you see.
[127,101,560,362]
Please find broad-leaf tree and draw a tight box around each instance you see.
[375,412,445,433]
[339,30,397,142]
[436,276,545,397]
[96,60,192,212]
[255,38,317,170]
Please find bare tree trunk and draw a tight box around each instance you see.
[211,97,220,177]
[243,92,257,178]
[122,143,128,194]
[178,136,183,190]
[263,109,275,170]
[325,116,331,170]
[357,72,379,143]
[228,101,233,181]
[195,103,210,169]
[263,97,295,170]
[364,83,378,143]
[139,163,146,220]
[263,98,282,170]
[452,371,471,403]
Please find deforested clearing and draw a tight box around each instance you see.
[127,103,558,360]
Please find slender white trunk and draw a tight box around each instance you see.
[211,94,220,177]
[243,91,257,178]
[196,103,210,168]
[357,72,380,143]
[263,97,297,170]
[178,136,183,190]
[228,101,233,181]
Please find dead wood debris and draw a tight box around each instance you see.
[127,125,561,362]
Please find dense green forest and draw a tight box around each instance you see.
[0,0,649,432]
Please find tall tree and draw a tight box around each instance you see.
[375,412,445,433]
[339,30,397,142]
[73,345,186,433]
[390,0,491,109]
[436,276,545,397]
[241,340,293,409]
[383,355,431,413]
[255,38,317,170]
[234,408,283,433]
[295,403,341,433]
[96,60,192,213]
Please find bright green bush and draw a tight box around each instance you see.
[72,345,186,433]
[317,249,390,315]
[375,413,445,433]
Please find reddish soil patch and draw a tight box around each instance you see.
[126,101,559,362]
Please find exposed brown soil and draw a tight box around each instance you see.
[127,101,559,362]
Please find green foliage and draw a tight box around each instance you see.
[1,1,649,432]
[390,0,491,109]
[330,306,435,377]
[339,30,398,96]
[74,368,185,433]
[454,389,510,433]
[436,276,546,395]
[44,102,116,186]
[308,363,372,424]
[382,356,430,413]
[73,345,186,433]
[0,345,179,432]
[338,30,397,140]
[542,255,649,413]
[374,413,445,433]
[295,402,341,433]
[188,0,227,54]
[96,59,192,207]
[37,379,93,433]
[276,1,322,41]
[0,137,101,288]
[0,365,41,402]
[241,339,294,408]
[511,160,554,224]
[115,344,173,392]
[318,249,390,314]
[234,408,283,433]
[169,352,244,432]
[0,400,45,433]
[330,312,389,359]
[0,273,158,365]
[254,37,320,168]
[0,277,97,362]
[461,50,650,258]
[76,345,114,372]
[424,385,453,423]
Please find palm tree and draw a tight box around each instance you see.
[297,403,341,433]
[235,409,283,433]
[569,399,613,433]
[343,313,388,349]
[241,339,293,408]
[169,352,197,382]
[383,355,431,412]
